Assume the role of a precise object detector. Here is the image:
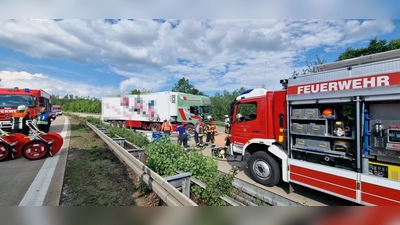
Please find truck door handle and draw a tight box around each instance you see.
[252,130,260,133]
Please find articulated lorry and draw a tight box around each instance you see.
[101,91,211,132]
[227,49,400,205]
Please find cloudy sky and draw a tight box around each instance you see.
[0,1,399,98]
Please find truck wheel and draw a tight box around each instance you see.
[117,121,125,128]
[248,151,280,187]
[185,124,194,136]
[110,121,117,127]
[151,123,158,131]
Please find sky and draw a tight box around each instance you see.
[0,1,399,99]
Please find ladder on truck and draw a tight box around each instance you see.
[315,48,400,72]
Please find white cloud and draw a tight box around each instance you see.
[0,71,119,98]
[0,19,397,97]
[344,20,396,43]
[1,0,396,19]
[119,77,165,92]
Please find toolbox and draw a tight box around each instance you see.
[293,138,331,151]
[291,124,307,134]
[292,109,305,119]
[304,108,319,119]
[307,124,326,136]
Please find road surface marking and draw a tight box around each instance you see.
[19,117,69,206]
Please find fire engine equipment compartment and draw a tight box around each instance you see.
[290,103,357,169]
[369,103,400,165]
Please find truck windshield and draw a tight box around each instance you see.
[53,107,61,111]
[0,94,34,108]
[200,105,210,114]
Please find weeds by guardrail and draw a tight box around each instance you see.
[86,121,197,206]
[80,114,302,206]
[84,121,266,206]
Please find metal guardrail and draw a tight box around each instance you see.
[85,119,302,206]
[231,177,300,206]
[87,122,254,206]
[86,122,197,206]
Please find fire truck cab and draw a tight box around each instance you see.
[0,87,52,130]
[228,49,400,205]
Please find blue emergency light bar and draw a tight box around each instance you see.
[239,89,253,95]
[24,88,30,93]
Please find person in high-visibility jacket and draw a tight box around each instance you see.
[195,117,204,147]
[161,118,172,136]
[205,116,216,147]
[10,105,31,135]
[224,115,230,133]
[204,118,209,146]
[35,105,56,133]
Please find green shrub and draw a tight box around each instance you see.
[145,137,238,206]
[84,115,237,205]
[84,117,149,148]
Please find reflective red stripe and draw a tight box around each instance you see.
[178,108,187,120]
[290,165,356,200]
[361,182,400,205]
[290,165,355,189]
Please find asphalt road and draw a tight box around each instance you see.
[0,115,70,206]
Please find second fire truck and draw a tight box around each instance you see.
[227,49,400,206]
[0,87,52,130]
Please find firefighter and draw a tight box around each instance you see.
[10,105,31,135]
[204,116,211,146]
[35,105,56,133]
[161,118,172,136]
[224,115,230,134]
[236,113,243,122]
[194,117,204,147]
[205,115,216,147]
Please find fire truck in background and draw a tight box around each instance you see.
[228,49,400,205]
[52,105,62,116]
[0,87,52,130]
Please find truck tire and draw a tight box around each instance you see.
[151,123,158,131]
[185,124,194,136]
[117,121,125,128]
[248,151,280,187]
[110,121,117,127]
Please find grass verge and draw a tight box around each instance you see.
[59,114,159,206]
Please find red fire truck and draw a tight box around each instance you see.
[52,105,62,116]
[228,49,400,205]
[0,87,52,130]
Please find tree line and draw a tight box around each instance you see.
[51,96,101,113]
[53,37,400,121]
